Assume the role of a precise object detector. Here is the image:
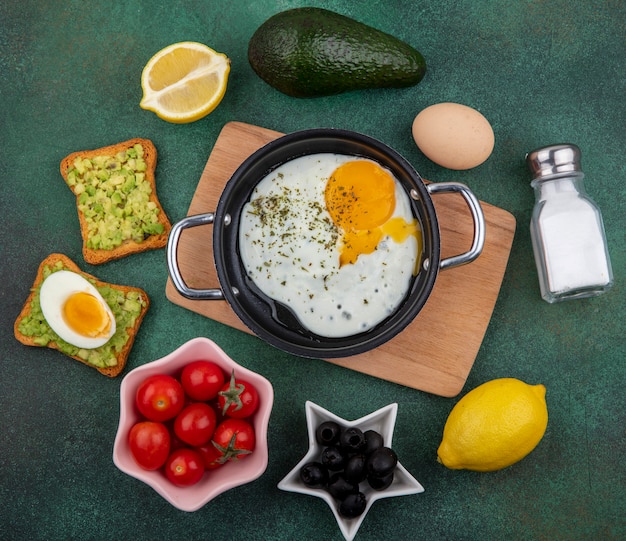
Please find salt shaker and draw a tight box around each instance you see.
[526,144,613,303]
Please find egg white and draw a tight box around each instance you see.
[239,154,418,338]
[39,270,116,349]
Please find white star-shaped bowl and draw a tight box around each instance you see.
[278,401,424,541]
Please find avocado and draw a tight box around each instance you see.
[248,7,426,98]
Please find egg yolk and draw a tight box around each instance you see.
[325,160,419,266]
[63,291,112,338]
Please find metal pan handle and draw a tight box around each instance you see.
[166,212,225,300]
[426,182,486,270]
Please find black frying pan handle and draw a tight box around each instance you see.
[166,212,225,300]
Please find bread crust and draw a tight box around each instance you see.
[14,253,150,377]
[60,138,172,265]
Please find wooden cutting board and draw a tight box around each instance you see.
[165,122,516,397]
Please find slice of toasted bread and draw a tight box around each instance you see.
[14,253,150,377]
[60,138,172,265]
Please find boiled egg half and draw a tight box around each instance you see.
[39,270,116,348]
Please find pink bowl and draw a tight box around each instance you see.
[113,337,274,511]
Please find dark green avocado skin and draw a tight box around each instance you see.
[248,7,427,98]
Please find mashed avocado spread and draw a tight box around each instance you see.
[18,261,146,368]
[65,143,164,250]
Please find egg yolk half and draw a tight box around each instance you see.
[325,160,419,266]
[63,291,113,338]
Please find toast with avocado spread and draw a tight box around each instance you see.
[60,138,171,264]
[14,253,150,377]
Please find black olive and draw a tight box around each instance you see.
[326,473,358,500]
[367,471,394,491]
[299,462,329,488]
[366,446,398,478]
[321,446,346,471]
[339,427,366,453]
[339,492,367,518]
[363,429,384,455]
[316,421,341,446]
[344,453,367,484]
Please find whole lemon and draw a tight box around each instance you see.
[437,378,548,472]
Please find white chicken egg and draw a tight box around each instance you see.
[239,153,421,338]
[39,270,116,349]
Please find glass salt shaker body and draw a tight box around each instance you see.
[526,144,613,303]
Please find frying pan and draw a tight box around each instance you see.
[167,129,484,358]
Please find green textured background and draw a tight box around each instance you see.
[1,1,624,540]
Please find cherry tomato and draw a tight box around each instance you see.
[136,374,185,422]
[180,360,225,401]
[165,448,205,487]
[212,418,255,462]
[128,421,170,470]
[174,402,217,447]
[196,443,225,470]
[217,371,259,419]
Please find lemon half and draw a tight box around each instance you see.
[140,41,230,124]
[437,378,548,472]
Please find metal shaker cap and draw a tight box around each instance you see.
[526,143,582,180]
